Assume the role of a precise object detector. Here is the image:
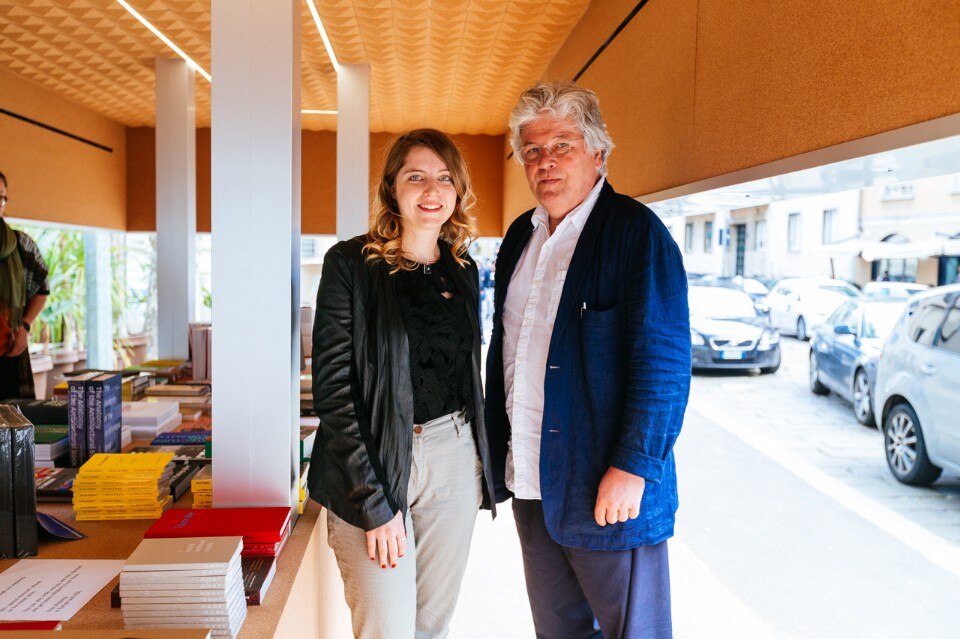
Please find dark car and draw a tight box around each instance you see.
[808,299,906,426]
[689,285,781,374]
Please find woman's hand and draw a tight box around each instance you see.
[366,511,406,569]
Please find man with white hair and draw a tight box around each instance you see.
[485,81,691,638]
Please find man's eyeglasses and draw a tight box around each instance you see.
[519,137,584,165]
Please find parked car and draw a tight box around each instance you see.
[862,281,930,300]
[765,277,862,341]
[873,284,960,485]
[688,285,781,374]
[808,299,906,426]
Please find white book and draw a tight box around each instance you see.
[122,400,180,426]
[123,536,243,573]
[120,572,240,598]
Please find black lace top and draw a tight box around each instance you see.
[394,258,474,424]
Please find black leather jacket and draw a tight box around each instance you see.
[307,236,495,531]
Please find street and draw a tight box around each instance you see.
[450,338,960,638]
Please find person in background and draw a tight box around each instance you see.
[307,130,495,639]
[0,171,49,399]
[485,82,690,638]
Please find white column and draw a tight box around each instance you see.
[83,231,113,369]
[337,64,370,240]
[155,58,196,359]
[211,0,300,508]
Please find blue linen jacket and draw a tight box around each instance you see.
[484,181,691,551]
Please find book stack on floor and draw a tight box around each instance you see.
[72,452,175,521]
[122,401,182,443]
[2,398,70,467]
[121,536,247,638]
[67,371,123,467]
[189,322,212,382]
[145,506,292,559]
[145,383,211,417]
[0,405,37,558]
[191,464,212,508]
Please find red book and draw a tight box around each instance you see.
[0,621,63,630]
[144,506,291,546]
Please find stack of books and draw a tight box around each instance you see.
[121,536,247,638]
[189,323,212,382]
[145,384,212,417]
[122,401,182,443]
[122,372,152,401]
[2,399,70,467]
[124,359,189,382]
[72,452,175,521]
[67,371,123,466]
[191,464,212,508]
[153,429,211,446]
[0,405,37,558]
[34,467,78,502]
[145,506,292,559]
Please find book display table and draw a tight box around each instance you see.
[0,499,323,638]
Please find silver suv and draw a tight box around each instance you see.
[873,284,960,485]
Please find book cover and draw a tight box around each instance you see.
[242,555,277,605]
[123,536,243,572]
[122,400,180,426]
[0,405,37,557]
[168,462,201,500]
[145,506,291,546]
[0,424,13,556]
[67,371,100,466]
[152,430,212,445]
[146,384,210,397]
[86,372,122,455]
[34,430,68,460]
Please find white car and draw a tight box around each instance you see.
[764,278,862,340]
[873,284,960,485]
[862,281,930,300]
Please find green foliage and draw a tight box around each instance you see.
[28,227,85,345]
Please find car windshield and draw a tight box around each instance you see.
[820,284,860,298]
[688,287,757,319]
[862,303,905,339]
[864,284,927,300]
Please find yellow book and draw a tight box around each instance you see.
[78,452,174,477]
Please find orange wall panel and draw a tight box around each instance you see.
[0,68,126,229]
[301,130,337,235]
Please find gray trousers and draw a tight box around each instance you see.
[327,411,483,639]
[513,499,672,639]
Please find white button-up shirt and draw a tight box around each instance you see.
[503,178,605,499]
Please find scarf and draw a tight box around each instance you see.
[0,218,26,347]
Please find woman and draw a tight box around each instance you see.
[0,171,49,400]
[307,130,495,639]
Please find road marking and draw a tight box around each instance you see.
[688,396,960,581]
[671,538,776,638]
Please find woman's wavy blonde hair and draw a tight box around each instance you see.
[364,129,478,273]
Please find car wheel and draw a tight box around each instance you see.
[884,403,942,486]
[809,352,829,395]
[852,368,875,427]
[796,316,808,341]
[760,362,780,374]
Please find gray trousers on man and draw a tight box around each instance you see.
[327,411,483,639]
[513,499,672,639]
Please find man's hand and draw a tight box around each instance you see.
[365,511,406,569]
[6,327,28,357]
[594,466,645,526]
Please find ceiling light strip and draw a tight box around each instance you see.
[305,0,339,70]
[115,0,212,83]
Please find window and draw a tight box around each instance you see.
[704,221,714,253]
[685,223,694,253]
[754,220,766,250]
[881,182,915,201]
[937,299,960,356]
[822,209,837,245]
[907,296,948,347]
[787,213,800,252]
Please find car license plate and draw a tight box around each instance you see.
[720,350,745,360]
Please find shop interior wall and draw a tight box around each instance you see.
[501,0,960,220]
[0,67,127,229]
[127,128,505,237]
